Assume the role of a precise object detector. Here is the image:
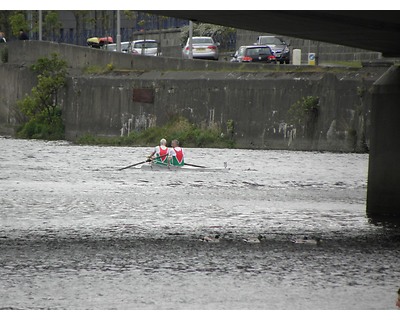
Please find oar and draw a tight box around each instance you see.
[184,162,207,168]
[118,159,150,171]
[118,154,167,171]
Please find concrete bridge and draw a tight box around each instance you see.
[149,11,400,225]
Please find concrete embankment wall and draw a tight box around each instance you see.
[0,63,37,135]
[0,41,388,151]
[62,69,380,152]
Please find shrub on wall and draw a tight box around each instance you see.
[16,53,67,140]
[287,96,319,139]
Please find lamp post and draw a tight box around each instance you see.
[116,10,121,52]
[188,20,193,59]
[38,10,42,41]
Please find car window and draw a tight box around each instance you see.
[192,38,213,44]
[121,43,130,50]
[246,49,257,56]
[260,37,283,45]
[105,44,116,51]
[258,47,272,54]
[246,47,272,55]
[144,42,157,48]
[133,42,158,48]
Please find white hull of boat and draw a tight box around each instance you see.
[137,163,230,172]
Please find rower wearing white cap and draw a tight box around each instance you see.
[148,138,169,165]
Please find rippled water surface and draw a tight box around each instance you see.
[0,138,399,310]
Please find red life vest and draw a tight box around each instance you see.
[157,146,169,162]
[173,147,184,164]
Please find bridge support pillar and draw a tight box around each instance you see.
[367,66,400,225]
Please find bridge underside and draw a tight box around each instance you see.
[367,66,400,226]
[149,11,400,58]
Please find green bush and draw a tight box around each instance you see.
[287,96,319,139]
[16,53,67,140]
[287,96,319,126]
[17,107,65,140]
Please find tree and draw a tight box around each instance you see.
[123,10,138,37]
[17,53,68,140]
[100,11,111,36]
[44,11,61,41]
[0,11,13,40]
[9,11,29,37]
[71,10,89,45]
[180,22,236,50]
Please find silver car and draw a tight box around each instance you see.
[182,36,219,60]
[131,40,160,56]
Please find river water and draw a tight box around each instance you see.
[0,137,399,310]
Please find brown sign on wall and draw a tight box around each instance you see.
[132,88,154,103]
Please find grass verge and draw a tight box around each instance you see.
[75,117,235,148]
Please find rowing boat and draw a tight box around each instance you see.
[137,162,230,172]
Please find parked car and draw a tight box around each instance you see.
[103,42,131,53]
[254,36,290,64]
[230,45,277,63]
[131,40,160,56]
[182,36,219,60]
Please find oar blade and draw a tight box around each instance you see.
[117,160,147,171]
[184,162,207,168]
